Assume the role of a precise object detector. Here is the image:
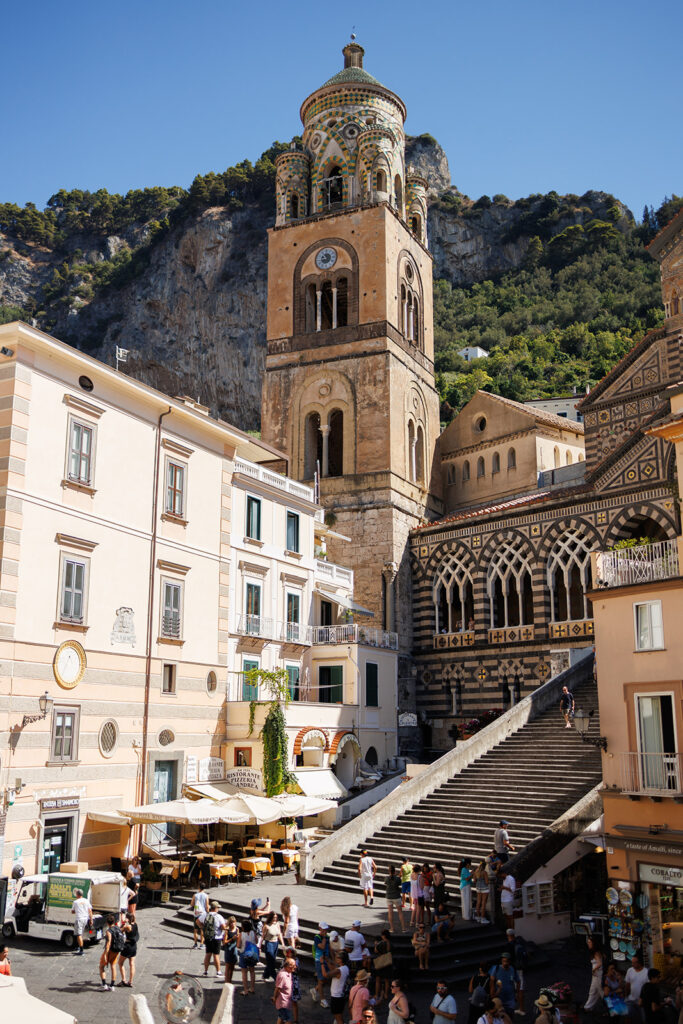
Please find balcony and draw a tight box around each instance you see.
[311,624,398,650]
[315,559,353,588]
[618,751,683,796]
[234,457,315,503]
[593,539,680,589]
[235,614,312,645]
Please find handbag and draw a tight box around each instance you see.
[374,951,393,970]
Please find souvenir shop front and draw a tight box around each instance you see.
[604,837,683,965]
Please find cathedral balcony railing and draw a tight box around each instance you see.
[618,750,683,796]
[593,539,680,589]
[234,456,315,503]
[311,623,398,650]
[235,614,312,645]
[315,559,354,588]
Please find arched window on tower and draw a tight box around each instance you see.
[554,446,561,468]
[578,453,584,462]
[336,276,348,328]
[508,447,516,470]
[328,409,344,477]
[322,166,344,208]
[413,298,420,347]
[401,285,407,335]
[477,456,485,478]
[672,292,680,315]
[416,425,425,485]
[407,420,416,481]
[394,174,403,210]
[290,194,299,219]
[304,412,322,479]
[566,450,573,465]
[305,283,317,333]
[433,551,475,634]
[487,538,534,628]
[547,527,595,622]
[376,169,387,193]
[320,281,334,331]
[462,460,470,483]
[407,293,414,341]
[492,452,500,475]
[410,213,422,238]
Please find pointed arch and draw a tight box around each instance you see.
[486,535,534,628]
[432,549,476,634]
[546,525,597,622]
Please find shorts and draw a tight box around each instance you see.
[360,877,373,891]
[101,949,119,966]
[74,920,88,937]
[205,939,221,956]
[120,947,137,959]
[501,899,514,915]
[315,960,324,980]
[387,899,400,910]
[401,882,410,895]
[277,1007,292,1022]
[331,996,346,1014]
[239,953,258,969]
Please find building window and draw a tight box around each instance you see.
[245,582,261,634]
[492,452,500,474]
[547,527,595,622]
[51,706,80,763]
[206,670,217,695]
[162,663,177,694]
[286,665,300,701]
[165,461,185,517]
[242,658,259,701]
[246,496,261,540]
[286,592,301,641]
[634,601,664,651]
[554,446,561,468]
[365,662,379,707]
[234,747,252,767]
[68,421,93,484]
[161,580,182,639]
[319,665,343,703]
[376,168,387,192]
[98,719,118,757]
[320,599,333,626]
[60,557,87,624]
[508,448,516,470]
[462,460,470,483]
[477,456,485,478]
[328,409,344,477]
[433,551,475,633]
[487,538,534,628]
[286,511,300,553]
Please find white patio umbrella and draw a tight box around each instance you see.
[0,975,76,1023]
[118,797,249,825]
[213,792,284,825]
[271,793,336,817]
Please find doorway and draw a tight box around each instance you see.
[41,818,73,873]
[152,759,178,843]
[637,694,678,790]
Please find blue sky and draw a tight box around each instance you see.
[2,0,680,219]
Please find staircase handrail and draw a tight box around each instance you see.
[300,651,594,880]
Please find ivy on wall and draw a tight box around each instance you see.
[245,667,297,797]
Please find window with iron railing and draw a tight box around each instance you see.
[68,421,93,485]
[61,558,86,623]
[161,581,182,638]
[165,461,185,517]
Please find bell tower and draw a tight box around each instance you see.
[261,39,442,684]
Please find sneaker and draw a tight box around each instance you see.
[310,988,319,1003]
[515,1011,526,1016]
[370,897,374,905]
[320,1000,330,1009]
[101,983,111,991]
[76,947,84,955]
[480,917,490,924]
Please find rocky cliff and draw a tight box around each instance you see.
[0,135,634,429]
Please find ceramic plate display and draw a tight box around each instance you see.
[626,942,636,957]
[615,952,626,961]
[633,921,644,934]
[619,890,633,907]
[619,940,628,952]
[606,887,619,905]
[610,938,619,951]
[637,893,649,909]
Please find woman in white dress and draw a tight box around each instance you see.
[387,978,410,1023]
[281,896,300,949]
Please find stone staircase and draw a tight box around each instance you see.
[307,666,602,907]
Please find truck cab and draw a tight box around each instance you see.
[2,870,123,948]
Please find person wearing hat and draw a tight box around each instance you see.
[489,952,520,1016]
[534,994,555,1024]
[344,920,366,978]
[311,921,330,1008]
[349,968,371,1024]
[491,998,513,1024]
[493,821,515,863]
[430,980,458,1023]
[329,929,344,956]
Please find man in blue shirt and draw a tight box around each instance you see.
[430,980,458,1023]
[311,921,330,1008]
[489,953,519,1014]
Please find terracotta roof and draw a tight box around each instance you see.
[292,727,329,756]
[481,391,584,434]
[413,485,589,533]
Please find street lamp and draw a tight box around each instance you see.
[22,691,53,728]
[574,709,608,752]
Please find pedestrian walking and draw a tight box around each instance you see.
[344,919,366,978]
[494,821,515,863]
[460,858,473,921]
[503,929,527,1015]
[387,978,410,1024]
[385,865,406,933]
[202,900,226,978]
[373,929,393,1005]
[468,962,490,1024]
[272,957,296,1024]
[70,887,93,955]
[281,896,300,949]
[639,968,664,1024]
[358,849,377,907]
[262,911,285,981]
[119,911,139,987]
[412,921,430,970]
[500,870,516,929]
[284,947,301,1023]
[126,879,138,916]
[349,968,372,1023]
[409,863,420,926]
[99,913,124,991]
[418,862,433,926]
[474,861,490,923]
[430,979,458,1023]
[238,917,259,996]
[311,921,331,1008]
[625,953,649,1024]
[0,945,11,975]
[489,953,519,1016]
[324,951,350,1024]
[584,936,604,1013]
[191,882,209,948]
[560,685,575,728]
[224,916,240,985]
[400,857,412,909]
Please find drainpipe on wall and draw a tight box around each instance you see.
[138,407,172,825]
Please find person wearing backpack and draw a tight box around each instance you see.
[238,917,259,996]
[469,962,491,1024]
[504,929,527,1016]
[99,914,123,990]
[202,900,226,978]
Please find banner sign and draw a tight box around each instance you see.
[638,862,683,886]
[47,875,91,910]
[40,797,80,812]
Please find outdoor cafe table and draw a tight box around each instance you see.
[280,849,300,868]
[209,862,237,882]
[152,859,189,880]
[238,856,272,878]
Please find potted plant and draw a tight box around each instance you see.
[142,864,162,890]
[462,717,481,739]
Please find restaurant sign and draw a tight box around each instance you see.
[40,797,80,812]
[224,767,263,792]
[199,757,225,783]
[638,862,683,886]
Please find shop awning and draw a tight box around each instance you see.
[292,769,348,802]
[329,730,361,764]
[314,586,374,617]
[87,810,132,827]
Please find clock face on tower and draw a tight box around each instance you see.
[53,640,87,689]
[315,246,337,270]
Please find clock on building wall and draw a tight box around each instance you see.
[53,640,87,689]
[315,247,337,270]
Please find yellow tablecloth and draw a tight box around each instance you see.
[280,850,300,868]
[238,857,272,877]
[209,862,237,881]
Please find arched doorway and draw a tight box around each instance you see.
[293,727,329,768]
[330,731,361,789]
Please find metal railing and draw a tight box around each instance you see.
[234,457,315,502]
[619,751,683,795]
[235,614,313,644]
[595,540,680,588]
[312,624,399,650]
[315,559,354,587]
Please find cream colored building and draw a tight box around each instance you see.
[0,321,398,876]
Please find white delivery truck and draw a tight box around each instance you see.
[2,869,125,947]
